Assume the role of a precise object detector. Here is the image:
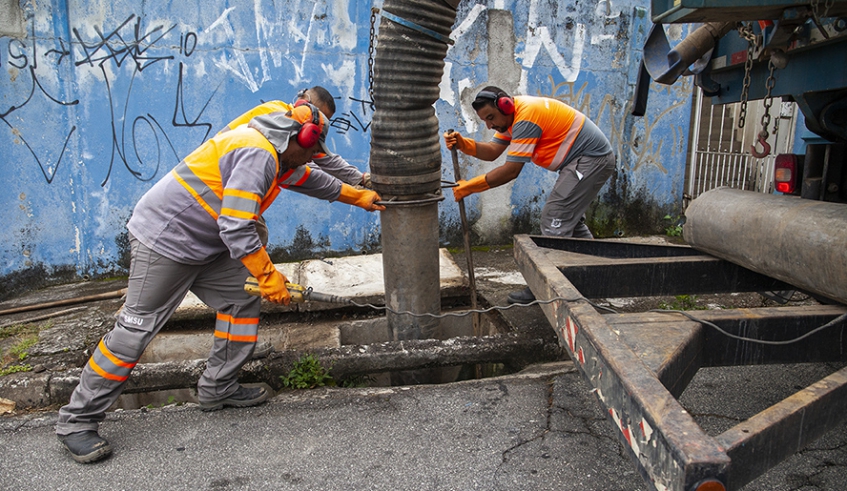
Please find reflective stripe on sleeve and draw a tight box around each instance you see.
[279,166,311,188]
[508,138,536,161]
[221,189,262,220]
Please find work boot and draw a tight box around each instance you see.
[507,287,536,305]
[199,385,269,412]
[58,430,112,464]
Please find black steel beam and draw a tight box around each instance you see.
[605,306,847,397]
[513,235,847,491]
[524,236,795,298]
[696,306,847,366]
[717,366,847,490]
[560,258,795,298]
[528,235,701,258]
[514,235,730,491]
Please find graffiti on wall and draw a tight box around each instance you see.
[74,14,219,185]
[544,77,689,175]
[2,6,376,189]
[0,0,692,285]
[445,0,689,178]
[1,23,79,184]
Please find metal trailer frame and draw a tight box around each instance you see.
[513,234,847,491]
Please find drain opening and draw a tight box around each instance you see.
[113,296,527,410]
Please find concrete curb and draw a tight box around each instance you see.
[1,330,563,411]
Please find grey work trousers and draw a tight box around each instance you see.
[56,234,261,435]
[541,151,616,238]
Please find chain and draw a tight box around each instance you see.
[348,295,847,347]
[349,295,618,318]
[757,60,777,141]
[811,0,835,20]
[737,22,757,129]
[368,7,378,102]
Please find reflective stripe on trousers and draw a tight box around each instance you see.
[56,235,260,435]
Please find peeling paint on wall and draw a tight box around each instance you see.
[0,0,692,299]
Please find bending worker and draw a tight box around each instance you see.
[445,86,615,304]
[220,86,371,189]
[221,86,372,244]
[56,104,384,464]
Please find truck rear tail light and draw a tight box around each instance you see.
[694,480,726,491]
[774,154,798,194]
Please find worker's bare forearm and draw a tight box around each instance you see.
[484,161,524,187]
[473,141,507,161]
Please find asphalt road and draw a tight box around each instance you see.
[2,360,847,491]
[2,246,847,490]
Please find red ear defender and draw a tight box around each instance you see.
[496,94,515,115]
[296,104,322,148]
[477,90,515,115]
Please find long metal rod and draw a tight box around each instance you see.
[0,288,127,317]
[448,129,480,337]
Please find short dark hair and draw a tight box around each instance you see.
[472,86,508,111]
[309,86,336,117]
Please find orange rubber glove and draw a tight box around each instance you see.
[452,174,490,201]
[337,184,386,212]
[240,247,291,305]
[443,131,477,156]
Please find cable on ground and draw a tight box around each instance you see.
[350,297,847,347]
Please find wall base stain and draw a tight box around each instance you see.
[0,264,78,302]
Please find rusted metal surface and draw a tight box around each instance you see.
[514,235,730,491]
[513,234,847,491]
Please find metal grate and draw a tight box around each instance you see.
[685,88,797,205]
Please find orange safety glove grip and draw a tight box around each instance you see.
[337,184,386,212]
[443,131,477,157]
[452,174,490,201]
[240,248,291,305]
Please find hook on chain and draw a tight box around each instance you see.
[751,132,771,158]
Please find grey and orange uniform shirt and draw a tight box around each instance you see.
[492,96,612,171]
[220,100,365,188]
[127,112,340,264]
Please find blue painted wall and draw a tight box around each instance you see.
[0,0,692,297]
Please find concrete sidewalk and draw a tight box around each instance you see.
[0,247,561,410]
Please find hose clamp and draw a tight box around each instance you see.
[380,10,454,45]
[375,193,446,207]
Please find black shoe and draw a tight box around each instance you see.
[58,431,112,464]
[507,287,536,305]
[199,385,269,412]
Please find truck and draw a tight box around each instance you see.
[513,2,847,490]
